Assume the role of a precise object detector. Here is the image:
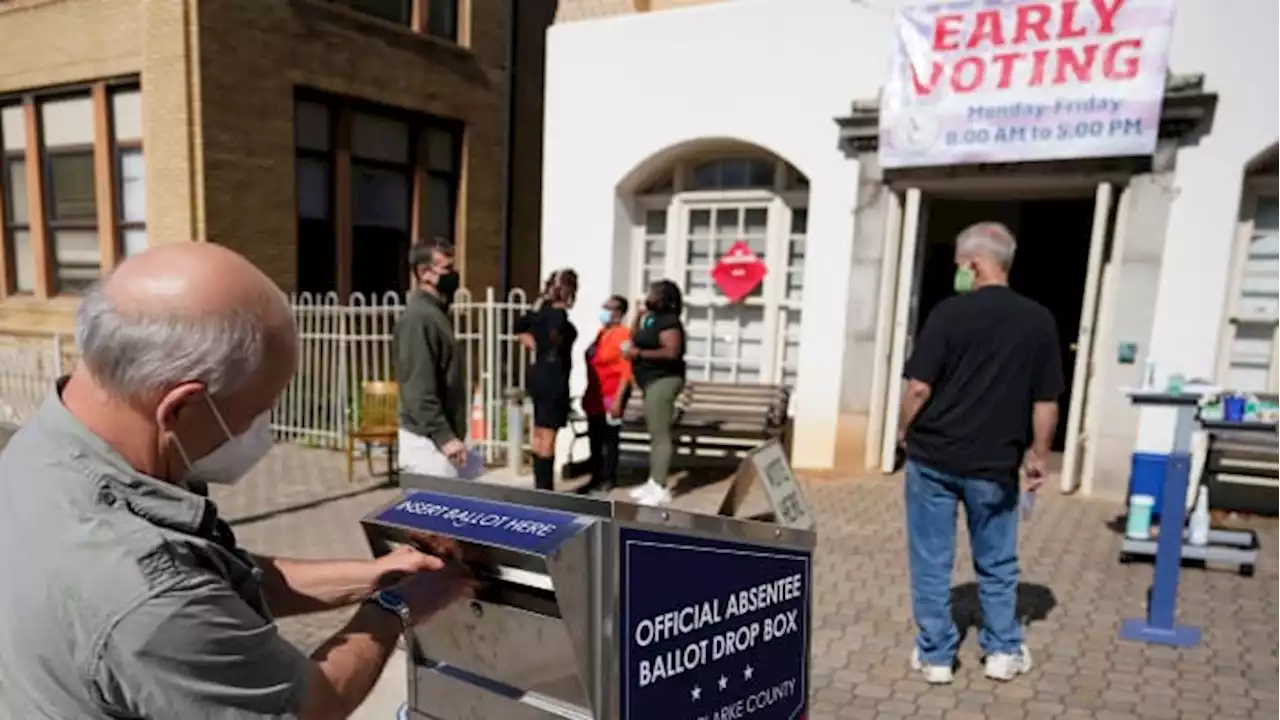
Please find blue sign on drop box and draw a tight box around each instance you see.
[372,490,590,556]
[619,527,811,720]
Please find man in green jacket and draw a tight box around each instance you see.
[395,239,469,478]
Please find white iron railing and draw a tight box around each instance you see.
[0,289,532,463]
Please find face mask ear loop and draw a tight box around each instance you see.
[203,393,235,442]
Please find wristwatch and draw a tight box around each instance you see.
[367,589,412,629]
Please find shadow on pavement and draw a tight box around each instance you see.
[950,581,1058,645]
[227,479,395,528]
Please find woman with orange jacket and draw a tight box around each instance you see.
[576,294,632,495]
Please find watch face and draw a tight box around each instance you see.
[380,589,407,610]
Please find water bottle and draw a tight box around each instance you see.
[1142,356,1158,389]
[1020,491,1036,520]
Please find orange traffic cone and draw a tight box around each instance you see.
[469,386,486,442]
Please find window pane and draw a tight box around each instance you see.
[1256,197,1278,231]
[790,208,808,235]
[295,101,331,152]
[425,128,456,172]
[428,175,455,239]
[1,105,25,152]
[644,209,666,235]
[691,162,718,190]
[112,90,142,142]
[41,96,93,148]
[122,228,148,257]
[49,152,97,221]
[8,228,34,293]
[1226,321,1276,393]
[352,112,409,163]
[351,164,409,230]
[351,0,411,24]
[53,229,101,294]
[428,0,459,41]
[119,150,146,224]
[688,209,711,236]
[746,159,773,188]
[5,159,28,224]
[297,157,330,221]
[744,207,767,236]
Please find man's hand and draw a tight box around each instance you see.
[440,438,467,466]
[1022,450,1047,492]
[374,546,445,589]
[395,562,475,625]
[621,341,639,361]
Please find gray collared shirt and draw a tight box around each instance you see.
[0,385,311,718]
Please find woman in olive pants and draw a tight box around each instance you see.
[623,280,687,507]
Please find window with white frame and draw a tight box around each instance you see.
[1221,191,1279,393]
[631,152,809,389]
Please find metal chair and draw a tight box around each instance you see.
[346,381,400,483]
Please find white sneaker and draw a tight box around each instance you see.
[984,645,1033,681]
[637,484,673,507]
[910,648,954,685]
[634,479,675,507]
[627,479,660,501]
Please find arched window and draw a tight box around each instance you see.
[631,148,809,388]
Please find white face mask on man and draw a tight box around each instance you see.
[173,395,273,487]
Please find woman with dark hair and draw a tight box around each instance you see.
[623,279,687,506]
[515,269,579,491]
[577,294,633,495]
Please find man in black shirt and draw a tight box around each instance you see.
[396,239,469,478]
[897,222,1063,685]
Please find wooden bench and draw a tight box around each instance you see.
[567,382,792,473]
[1201,421,1278,516]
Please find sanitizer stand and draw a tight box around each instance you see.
[1118,391,1201,647]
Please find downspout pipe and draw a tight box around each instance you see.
[497,0,517,295]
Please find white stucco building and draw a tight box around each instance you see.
[542,0,1278,499]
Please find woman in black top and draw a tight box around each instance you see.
[515,269,578,491]
[622,279,687,506]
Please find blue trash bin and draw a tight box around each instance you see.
[1128,453,1168,522]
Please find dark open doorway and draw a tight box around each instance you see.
[915,196,1096,451]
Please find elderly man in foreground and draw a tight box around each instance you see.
[0,245,470,719]
[897,222,1063,686]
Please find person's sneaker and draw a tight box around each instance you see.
[637,484,673,507]
[627,479,659,501]
[984,645,1033,681]
[910,648,954,685]
[629,479,664,502]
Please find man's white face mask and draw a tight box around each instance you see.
[173,395,273,487]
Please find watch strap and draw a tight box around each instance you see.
[368,589,412,629]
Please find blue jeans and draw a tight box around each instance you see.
[905,460,1022,665]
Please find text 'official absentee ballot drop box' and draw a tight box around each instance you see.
[362,474,816,720]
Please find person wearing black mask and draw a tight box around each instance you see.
[395,238,469,478]
[623,280,687,506]
[515,269,579,491]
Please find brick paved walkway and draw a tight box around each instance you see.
[220,445,1279,719]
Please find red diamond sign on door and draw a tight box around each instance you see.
[711,240,767,304]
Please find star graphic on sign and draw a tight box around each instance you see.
[743,665,755,682]
[718,674,728,691]
[691,685,702,701]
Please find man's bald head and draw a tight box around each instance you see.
[75,244,295,404]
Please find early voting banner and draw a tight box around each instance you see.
[619,527,811,720]
[879,0,1176,168]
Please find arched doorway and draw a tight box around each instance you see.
[626,145,810,388]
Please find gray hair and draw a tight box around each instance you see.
[74,282,268,400]
[955,222,1017,270]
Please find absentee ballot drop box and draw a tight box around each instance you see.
[362,474,816,720]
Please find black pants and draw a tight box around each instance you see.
[586,416,622,489]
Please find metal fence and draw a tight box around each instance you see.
[0,288,532,463]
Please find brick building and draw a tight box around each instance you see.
[0,0,552,335]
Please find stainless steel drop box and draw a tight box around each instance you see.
[363,474,816,720]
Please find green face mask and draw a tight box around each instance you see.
[953,265,976,294]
